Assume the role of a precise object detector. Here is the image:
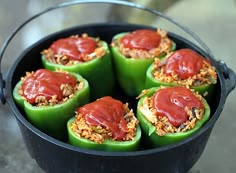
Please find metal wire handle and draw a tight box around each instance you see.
[0,0,215,104]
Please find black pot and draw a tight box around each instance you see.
[0,1,235,173]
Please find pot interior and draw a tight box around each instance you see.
[7,23,222,151]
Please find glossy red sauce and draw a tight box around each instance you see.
[152,87,203,127]
[22,69,77,104]
[50,37,97,61]
[164,49,205,79]
[120,29,161,50]
[78,96,128,140]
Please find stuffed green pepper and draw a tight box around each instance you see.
[137,86,210,147]
[111,29,175,97]
[41,34,115,100]
[67,96,141,151]
[13,69,90,140]
[145,48,217,98]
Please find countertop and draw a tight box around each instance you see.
[0,0,236,172]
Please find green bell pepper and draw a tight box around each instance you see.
[145,63,216,98]
[13,71,90,140]
[136,87,210,147]
[67,96,141,151]
[42,40,115,101]
[67,117,141,152]
[111,32,176,97]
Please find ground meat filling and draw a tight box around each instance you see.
[139,92,204,136]
[18,71,84,107]
[111,29,173,59]
[71,103,139,143]
[42,34,106,66]
[152,55,217,88]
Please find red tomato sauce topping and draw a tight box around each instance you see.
[120,29,161,50]
[50,37,97,61]
[22,69,77,104]
[78,96,128,140]
[152,87,203,127]
[164,48,205,79]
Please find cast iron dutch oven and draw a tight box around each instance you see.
[0,1,235,173]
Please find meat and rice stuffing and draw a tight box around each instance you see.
[71,96,139,144]
[41,34,106,66]
[111,29,174,59]
[138,87,205,136]
[18,69,84,107]
[151,48,217,89]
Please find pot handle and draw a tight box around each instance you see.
[0,73,5,104]
[218,60,236,97]
[0,0,218,104]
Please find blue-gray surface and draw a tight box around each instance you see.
[0,0,235,172]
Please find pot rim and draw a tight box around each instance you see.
[4,22,230,157]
